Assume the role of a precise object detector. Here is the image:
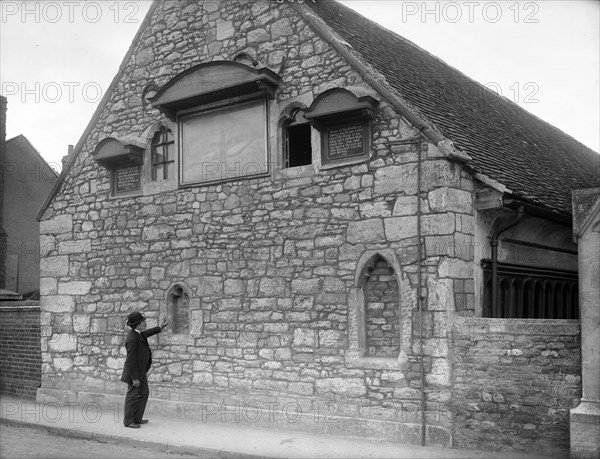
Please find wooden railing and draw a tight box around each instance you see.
[481,260,579,319]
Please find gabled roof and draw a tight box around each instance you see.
[305,0,600,216]
[6,135,59,179]
[36,2,160,222]
[572,188,600,238]
[38,0,599,220]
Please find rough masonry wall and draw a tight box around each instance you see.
[365,259,400,357]
[450,319,581,457]
[39,0,476,446]
[0,304,42,399]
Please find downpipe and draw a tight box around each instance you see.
[490,206,525,316]
[388,129,426,445]
[415,129,426,447]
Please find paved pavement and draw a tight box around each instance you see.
[0,423,199,458]
[0,395,552,459]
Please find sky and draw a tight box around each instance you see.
[1,0,598,174]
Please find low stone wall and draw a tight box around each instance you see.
[450,318,581,457]
[0,303,42,399]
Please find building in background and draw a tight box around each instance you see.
[0,97,59,297]
[0,96,48,400]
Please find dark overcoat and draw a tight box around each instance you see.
[120,326,162,384]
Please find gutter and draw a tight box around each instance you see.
[503,197,572,226]
[489,206,524,317]
[487,196,572,316]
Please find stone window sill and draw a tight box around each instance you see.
[143,180,178,195]
[274,164,316,180]
[109,189,142,200]
[179,172,270,189]
[319,156,370,171]
[274,156,370,182]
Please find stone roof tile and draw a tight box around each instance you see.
[308,0,600,216]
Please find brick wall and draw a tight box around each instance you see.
[0,303,42,399]
[450,318,581,457]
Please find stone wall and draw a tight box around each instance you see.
[365,258,400,357]
[38,0,475,447]
[450,318,581,457]
[0,303,42,399]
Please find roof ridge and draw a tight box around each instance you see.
[6,134,59,178]
[298,2,453,150]
[306,0,599,214]
[330,0,597,155]
[36,1,160,221]
[329,1,509,106]
[362,4,503,91]
[5,134,25,144]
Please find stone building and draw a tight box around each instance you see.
[36,1,599,456]
[2,134,58,296]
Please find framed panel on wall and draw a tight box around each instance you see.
[179,99,269,186]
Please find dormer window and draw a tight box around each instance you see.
[91,136,144,197]
[151,125,175,181]
[284,108,312,168]
[150,61,280,186]
[304,88,378,166]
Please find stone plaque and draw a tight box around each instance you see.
[114,165,140,193]
[327,123,365,159]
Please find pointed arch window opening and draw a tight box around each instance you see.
[362,255,401,358]
[167,284,190,335]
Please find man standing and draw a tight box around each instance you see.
[120,311,168,428]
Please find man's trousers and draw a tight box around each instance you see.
[123,373,149,426]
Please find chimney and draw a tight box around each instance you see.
[62,145,74,168]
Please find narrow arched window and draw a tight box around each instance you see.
[151,126,175,181]
[364,256,400,357]
[167,284,190,334]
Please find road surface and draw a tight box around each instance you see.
[0,423,204,458]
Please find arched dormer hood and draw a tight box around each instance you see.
[303,88,378,131]
[91,136,145,167]
[150,61,281,119]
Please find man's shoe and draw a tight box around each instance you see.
[136,420,149,424]
[125,423,140,428]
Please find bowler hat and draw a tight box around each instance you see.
[126,311,146,327]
